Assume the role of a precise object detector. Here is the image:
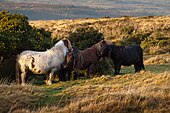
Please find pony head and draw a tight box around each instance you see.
[96,39,110,56]
[62,38,73,52]
[99,44,112,57]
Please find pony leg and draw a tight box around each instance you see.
[47,73,53,85]
[140,62,145,70]
[87,64,94,78]
[141,63,145,70]
[134,64,138,72]
[73,71,77,80]
[67,70,72,80]
[134,63,143,72]
[45,68,57,85]
[15,59,21,84]
[58,66,67,81]
[114,64,121,75]
[45,73,53,85]
[117,65,121,74]
[140,54,145,70]
[21,71,27,86]
[138,62,145,71]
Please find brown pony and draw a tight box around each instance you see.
[64,40,109,80]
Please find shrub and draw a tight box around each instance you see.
[0,11,52,60]
[117,32,151,46]
[141,32,170,54]
[68,26,103,50]
[0,11,52,81]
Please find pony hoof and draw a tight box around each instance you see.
[45,80,52,85]
[21,83,26,86]
[47,82,52,85]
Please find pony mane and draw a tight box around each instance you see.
[94,40,107,51]
[48,40,68,55]
[54,40,64,47]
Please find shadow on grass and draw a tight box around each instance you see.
[33,89,71,109]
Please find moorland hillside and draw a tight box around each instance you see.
[0,70,170,113]
[0,15,169,113]
[30,16,170,55]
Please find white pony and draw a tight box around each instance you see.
[16,38,72,85]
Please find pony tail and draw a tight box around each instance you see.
[72,47,79,70]
[15,55,21,84]
[140,48,145,70]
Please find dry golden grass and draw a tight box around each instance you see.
[29,16,170,54]
[0,84,35,113]
[35,71,170,113]
[1,69,169,113]
[144,54,170,65]
[29,16,170,39]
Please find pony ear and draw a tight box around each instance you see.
[101,36,105,41]
[62,38,68,47]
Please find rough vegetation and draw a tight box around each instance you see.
[0,68,170,113]
[0,11,52,60]
[67,26,103,50]
[30,16,170,55]
[0,11,52,80]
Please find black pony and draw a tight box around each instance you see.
[99,44,145,74]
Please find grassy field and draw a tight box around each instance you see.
[0,54,170,113]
